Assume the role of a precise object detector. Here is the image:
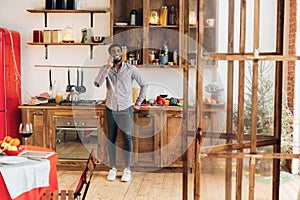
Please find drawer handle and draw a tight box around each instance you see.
[33,112,42,116]
[171,114,179,118]
[143,114,151,118]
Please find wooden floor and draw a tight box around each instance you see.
[57,168,300,200]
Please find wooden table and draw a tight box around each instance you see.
[0,145,58,200]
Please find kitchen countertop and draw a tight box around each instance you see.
[18,103,226,112]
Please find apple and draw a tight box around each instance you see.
[18,146,24,151]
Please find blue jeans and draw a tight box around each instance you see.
[106,106,133,167]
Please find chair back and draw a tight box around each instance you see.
[73,149,98,200]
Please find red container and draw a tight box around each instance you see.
[33,30,43,43]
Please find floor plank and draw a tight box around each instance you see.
[57,169,300,200]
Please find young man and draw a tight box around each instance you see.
[94,43,148,182]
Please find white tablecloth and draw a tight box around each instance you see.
[0,156,50,199]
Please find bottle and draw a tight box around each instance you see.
[160,6,168,26]
[130,10,138,26]
[121,46,127,61]
[168,5,176,25]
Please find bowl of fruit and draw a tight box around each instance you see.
[0,136,23,156]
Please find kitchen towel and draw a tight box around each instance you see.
[0,157,50,199]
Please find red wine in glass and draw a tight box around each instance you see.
[19,123,33,150]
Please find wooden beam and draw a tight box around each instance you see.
[205,153,300,160]
[236,0,246,198]
[249,157,256,200]
[226,0,235,199]
[272,0,285,199]
[204,54,300,61]
[201,138,277,153]
[194,0,204,199]
[181,0,189,199]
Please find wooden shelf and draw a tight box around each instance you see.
[34,65,100,69]
[149,25,179,29]
[113,25,143,29]
[27,42,106,59]
[26,9,109,14]
[27,42,105,46]
[27,9,109,27]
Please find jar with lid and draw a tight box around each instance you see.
[148,51,155,63]
[160,6,168,26]
[168,5,176,25]
[121,46,128,61]
[149,10,159,25]
[130,10,138,26]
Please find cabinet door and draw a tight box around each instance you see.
[22,109,46,147]
[133,111,160,167]
[161,111,183,167]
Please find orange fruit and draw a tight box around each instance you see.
[4,136,12,143]
[9,138,20,146]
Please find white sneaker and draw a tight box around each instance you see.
[121,168,131,182]
[107,168,117,181]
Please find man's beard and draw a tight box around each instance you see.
[113,58,122,64]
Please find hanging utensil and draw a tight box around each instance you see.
[75,68,80,92]
[49,69,53,91]
[78,69,86,93]
[66,68,72,92]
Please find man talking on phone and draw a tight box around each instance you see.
[94,43,148,182]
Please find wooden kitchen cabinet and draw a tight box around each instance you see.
[133,110,161,167]
[21,108,48,148]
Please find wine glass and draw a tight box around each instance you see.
[19,123,33,150]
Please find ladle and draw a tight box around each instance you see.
[78,69,86,93]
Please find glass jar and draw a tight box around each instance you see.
[62,25,74,43]
[160,6,168,26]
[168,5,176,25]
[148,51,155,63]
[149,10,159,25]
[121,46,127,61]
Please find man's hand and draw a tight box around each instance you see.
[107,56,113,68]
[133,105,140,111]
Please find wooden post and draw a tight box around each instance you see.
[194,0,205,199]
[236,0,247,199]
[272,0,285,199]
[248,157,256,200]
[181,0,189,199]
[225,0,235,199]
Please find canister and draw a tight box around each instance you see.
[33,30,43,43]
[52,29,61,43]
[43,30,52,43]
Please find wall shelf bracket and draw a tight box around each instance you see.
[45,45,48,59]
